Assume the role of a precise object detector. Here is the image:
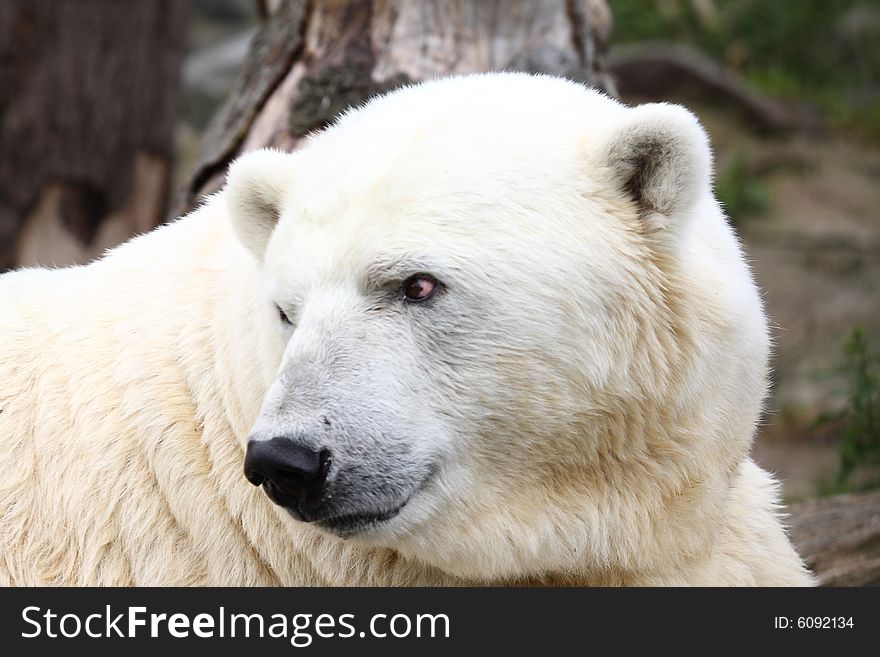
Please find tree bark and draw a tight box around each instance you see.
[179,0,615,211]
[0,0,186,271]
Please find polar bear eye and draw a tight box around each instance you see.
[402,275,438,302]
[276,303,292,325]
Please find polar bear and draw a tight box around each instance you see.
[0,73,813,586]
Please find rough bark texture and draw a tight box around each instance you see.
[179,0,615,211]
[0,0,186,270]
[788,490,880,587]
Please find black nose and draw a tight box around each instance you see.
[244,437,329,506]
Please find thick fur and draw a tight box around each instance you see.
[0,74,813,585]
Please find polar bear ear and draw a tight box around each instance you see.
[597,102,712,238]
[225,148,297,261]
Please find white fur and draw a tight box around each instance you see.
[0,73,813,585]
[225,148,297,260]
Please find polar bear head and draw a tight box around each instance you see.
[225,74,769,582]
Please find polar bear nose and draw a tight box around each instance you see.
[243,437,329,505]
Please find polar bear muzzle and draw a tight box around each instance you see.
[243,431,424,535]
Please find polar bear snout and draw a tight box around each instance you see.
[244,437,330,512]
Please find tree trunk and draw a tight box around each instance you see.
[0,0,186,271]
[179,0,615,210]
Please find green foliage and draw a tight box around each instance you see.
[833,99,880,145]
[834,327,880,491]
[609,0,880,142]
[714,150,770,226]
[816,327,880,494]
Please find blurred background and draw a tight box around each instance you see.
[1,0,878,510]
